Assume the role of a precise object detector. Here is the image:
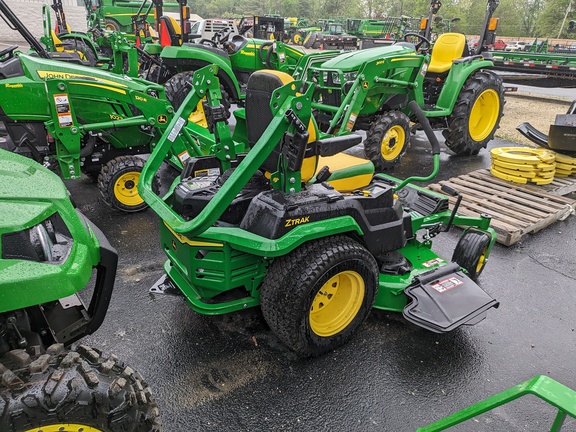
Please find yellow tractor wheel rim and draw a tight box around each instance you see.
[309,270,365,337]
[381,124,406,160]
[469,89,500,142]
[114,171,144,207]
[24,424,103,432]
[105,23,117,31]
[293,34,302,44]
[477,248,488,273]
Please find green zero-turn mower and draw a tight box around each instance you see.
[139,65,499,357]
[0,149,161,431]
[302,0,505,171]
[0,1,221,213]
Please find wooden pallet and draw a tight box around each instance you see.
[428,169,576,246]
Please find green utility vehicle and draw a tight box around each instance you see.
[301,0,504,170]
[0,1,215,212]
[303,20,358,50]
[139,66,499,357]
[0,149,160,430]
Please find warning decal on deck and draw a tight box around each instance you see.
[422,258,444,268]
[430,277,463,294]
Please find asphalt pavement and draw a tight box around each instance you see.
[62,132,576,432]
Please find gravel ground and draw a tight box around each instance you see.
[497,92,573,146]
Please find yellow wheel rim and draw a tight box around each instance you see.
[469,89,500,142]
[309,270,365,337]
[24,424,103,432]
[476,248,488,273]
[114,171,144,207]
[268,33,275,40]
[381,124,406,161]
[105,23,117,31]
[293,34,302,44]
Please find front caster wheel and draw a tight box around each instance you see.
[260,235,378,357]
[452,229,492,280]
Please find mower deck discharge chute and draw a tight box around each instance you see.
[139,65,498,357]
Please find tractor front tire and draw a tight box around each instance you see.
[443,70,504,156]
[0,344,161,432]
[364,111,411,171]
[452,229,492,280]
[260,235,378,357]
[104,18,120,32]
[98,155,159,213]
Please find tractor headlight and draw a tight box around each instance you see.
[2,213,73,264]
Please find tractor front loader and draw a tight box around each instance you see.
[0,26,219,212]
[139,65,498,357]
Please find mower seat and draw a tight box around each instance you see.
[245,70,374,192]
[428,33,467,74]
[158,15,182,47]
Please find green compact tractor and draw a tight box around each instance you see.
[302,0,504,171]
[0,149,160,430]
[139,66,499,357]
[0,0,219,212]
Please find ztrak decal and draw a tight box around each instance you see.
[285,216,310,227]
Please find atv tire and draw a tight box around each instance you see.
[452,229,492,280]
[164,71,231,122]
[260,235,378,357]
[443,70,504,156]
[0,344,161,432]
[364,111,411,171]
[98,155,159,213]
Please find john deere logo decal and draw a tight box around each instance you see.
[362,81,369,89]
[157,115,168,124]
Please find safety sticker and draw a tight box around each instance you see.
[54,94,73,127]
[178,150,191,164]
[422,257,444,268]
[168,117,186,142]
[420,63,428,77]
[345,113,357,132]
[430,277,463,293]
[57,114,73,127]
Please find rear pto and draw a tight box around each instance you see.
[0,149,160,431]
[139,66,498,357]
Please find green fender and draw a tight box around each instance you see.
[160,45,242,102]
[428,59,495,117]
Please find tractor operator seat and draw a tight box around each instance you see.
[428,33,467,74]
[245,70,374,192]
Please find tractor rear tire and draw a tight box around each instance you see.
[104,18,120,32]
[164,71,231,122]
[303,32,317,49]
[0,344,161,432]
[98,155,159,213]
[292,31,305,45]
[443,70,504,156]
[364,111,411,171]
[260,235,378,357]
[452,229,492,280]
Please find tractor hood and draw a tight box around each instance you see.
[320,45,418,72]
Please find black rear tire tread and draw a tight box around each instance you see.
[0,344,161,432]
[452,229,491,280]
[260,235,378,357]
[442,70,504,156]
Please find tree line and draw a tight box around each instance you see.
[186,0,576,39]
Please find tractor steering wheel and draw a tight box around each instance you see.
[258,41,275,68]
[403,33,432,52]
[0,45,18,61]
[198,38,218,48]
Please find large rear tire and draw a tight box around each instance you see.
[164,71,231,124]
[303,32,317,49]
[0,344,161,432]
[443,70,504,156]
[104,18,120,32]
[260,235,378,357]
[364,111,411,171]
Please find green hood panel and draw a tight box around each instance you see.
[320,45,417,71]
